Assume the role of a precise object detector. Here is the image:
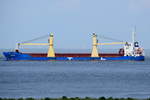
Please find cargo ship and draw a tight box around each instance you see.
[3,31,144,61]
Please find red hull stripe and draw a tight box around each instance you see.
[23,53,124,57]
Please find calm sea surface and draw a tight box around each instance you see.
[0,50,150,98]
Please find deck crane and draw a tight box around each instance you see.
[91,33,126,57]
[16,33,55,57]
[16,33,126,58]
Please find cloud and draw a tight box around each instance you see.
[129,0,150,12]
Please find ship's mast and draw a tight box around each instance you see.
[132,26,136,46]
[132,27,136,56]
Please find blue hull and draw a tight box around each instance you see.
[3,52,145,61]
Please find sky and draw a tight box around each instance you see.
[0,0,150,50]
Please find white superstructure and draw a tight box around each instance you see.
[123,28,144,57]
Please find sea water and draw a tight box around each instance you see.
[0,49,150,98]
